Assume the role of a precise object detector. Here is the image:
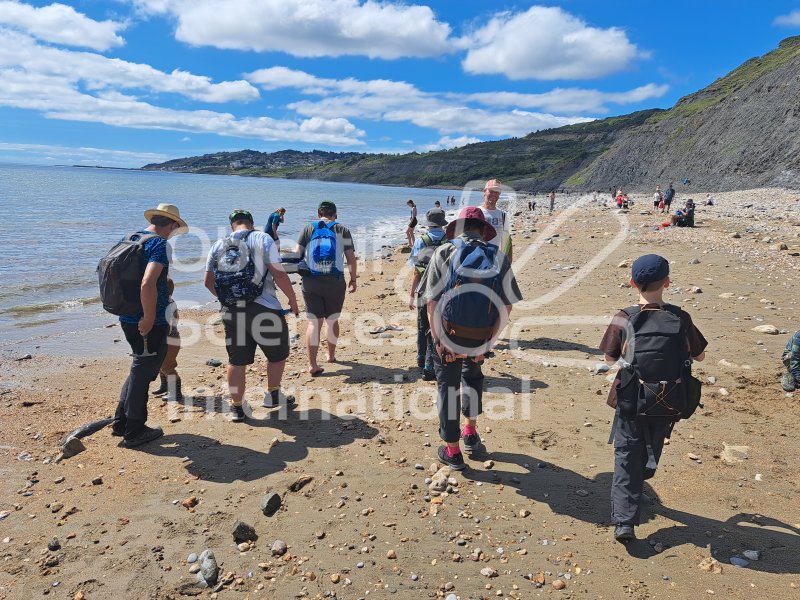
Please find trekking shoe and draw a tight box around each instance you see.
[111,424,125,437]
[422,368,436,381]
[230,404,246,422]
[614,525,635,543]
[162,376,183,402]
[437,445,466,471]
[262,390,297,408]
[462,430,483,453]
[123,425,164,448]
[781,372,796,392]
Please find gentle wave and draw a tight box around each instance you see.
[1,296,101,318]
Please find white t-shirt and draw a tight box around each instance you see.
[206,229,282,310]
[480,207,510,253]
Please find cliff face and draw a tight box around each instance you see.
[583,36,800,191]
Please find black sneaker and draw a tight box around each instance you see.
[422,369,436,381]
[230,404,246,422]
[262,390,296,408]
[123,425,164,448]
[437,445,465,471]
[462,431,483,453]
[614,524,635,543]
[111,421,125,437]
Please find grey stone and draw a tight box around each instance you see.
[198,550,218,585]
[271,540,288,556]
[59,437,86,459]
[260,492,282,516]
[187,553,198,563]
[232,520,258,543]
[743,550,761,561]
[206,359,223,367]
[730,556,749,568]
[47,538,60,552]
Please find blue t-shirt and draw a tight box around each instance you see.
[265,212,281,234]
[408,228,447,266]
[119,230,170,326]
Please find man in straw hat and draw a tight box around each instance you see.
[417,206,522,470]
[112,203,187,448]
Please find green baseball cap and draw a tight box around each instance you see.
[229,209,253,223]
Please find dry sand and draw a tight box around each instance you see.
[1,189,800,600]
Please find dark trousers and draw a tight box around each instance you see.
[432,349,484,443]
[115,323,169,437]
[416,304,434,370]
[611,416,673,526]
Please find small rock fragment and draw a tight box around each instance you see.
[271,540,288,556]
[260,492,282,516]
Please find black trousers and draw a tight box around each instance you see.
[432,349,484,443]
[416,304,434,370]
[611,416,673,526]
[114,323,169,437]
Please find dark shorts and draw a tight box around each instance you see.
[221,302,290,365]
[301,275,346,319]
[409,218,418,228]
[653,200,660,207]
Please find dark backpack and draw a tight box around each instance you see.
[617,305,702,421]
[97,232,158,315]
[438,238,502,343]
[412,233,445,273]
[212,230,266,307]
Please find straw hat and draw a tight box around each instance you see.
[143,203,188,229]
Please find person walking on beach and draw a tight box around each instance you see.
[663,183,675,213]
[265,207,285,250]
[419,206,522,470]
[653,186,662,211]
[406,199,418,246]
[205,209,299,422]
[408,208,448,381]
[480,178,513,263]
[548,190,556,213]
[295,201,357,376]
[151,277,182,401]
[104,203,187,448]
[599,254,706,542]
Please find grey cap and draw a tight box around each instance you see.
[419,208,448,227]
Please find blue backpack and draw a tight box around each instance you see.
[213,230,265,307]
[439,238,502,342]
[307,221,340,275]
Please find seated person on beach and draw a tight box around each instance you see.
[705,194,715,206]
[670,200,695,227]
[781,331,800,391]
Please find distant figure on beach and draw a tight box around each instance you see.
[653,186,662,211]
[151,277,182,402]
[548,190,556,213]
[101,203,187,448]
[265,207,285,250]
[407,208,448,381]
[705,193,715,206]
[434,200,441,209]
[527,200,532,211]
[480,178,512,262]
[616,190,624,208]
[406,199,417,246]
[600,254,707,542]
[295,201,358,376]
[204,209,299,422]
[670,199,695,227]
[593,190,598,203]
[663,183,675,212]
[419,206,522,470]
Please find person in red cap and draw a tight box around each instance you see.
[417,206,522,470]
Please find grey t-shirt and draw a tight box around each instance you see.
[296,219,355,274]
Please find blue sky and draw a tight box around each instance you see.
[0,0,799,167]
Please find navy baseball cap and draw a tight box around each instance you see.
[631,254,669,283]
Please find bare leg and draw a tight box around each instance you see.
[227,365,246,406]
[326,318,340,362]
[266,359,286,390]
[306,317,324,374]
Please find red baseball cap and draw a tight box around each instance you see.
[445,206,497,242]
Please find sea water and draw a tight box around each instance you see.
[0,163,463,350]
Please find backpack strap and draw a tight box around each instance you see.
[421,233,433,247]
[125,232,158,244]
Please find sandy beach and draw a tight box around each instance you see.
[2,189,799,600]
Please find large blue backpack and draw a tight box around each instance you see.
[306,221,340,275]
[439,238,502,342]
[213,230,265,307]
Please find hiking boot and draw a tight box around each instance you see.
[781,372,796,392]
[230,403,246,422]
[437,445,466,471]
[123,425,164,448]
[111,423,125,437]
[151,373,168,395]
[614,525,635,543]
[262,389,296,408]
[462,430,483,453]
[162,376,183,402]
[422,368,436,381]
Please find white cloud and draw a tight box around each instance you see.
[461,6,641,80]
[0,1,125,50]
[0,30,365,146]
[465,83,669,114]
[132,0,453,59]
[0,28,259,103]
[774,10,800,27]
[419,135,482,152]
[0,141,170,166]
[180,136,191,142]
